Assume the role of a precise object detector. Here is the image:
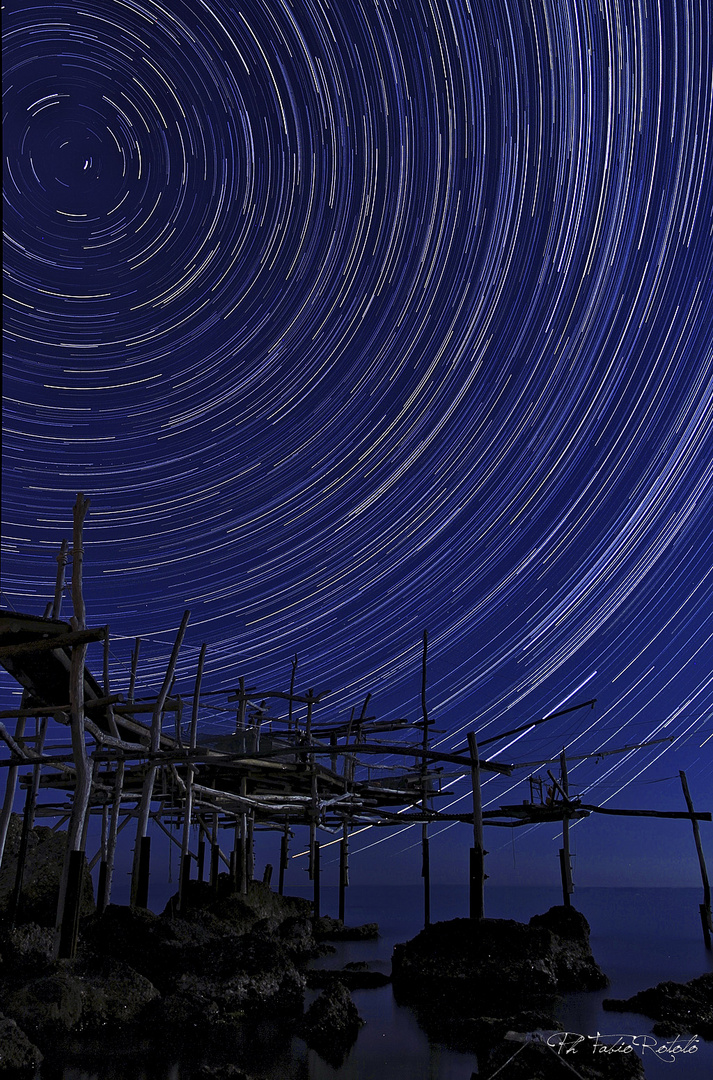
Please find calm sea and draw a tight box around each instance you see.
[57,885,712,1080]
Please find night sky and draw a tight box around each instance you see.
[2,0,712,891]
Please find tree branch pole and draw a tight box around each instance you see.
[421,631,431,927]
[52,538,69,620]
[179,642,206,910]
[0,715,27,871]
[467,731,485,919]
[680,771,712,949]
[559,749,574,905]
[130,610,190,907]
[55,493,94,958]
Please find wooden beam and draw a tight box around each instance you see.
[0,626,107,658]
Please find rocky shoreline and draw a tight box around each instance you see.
[1,818,710,1078]
[0,878,378,1078]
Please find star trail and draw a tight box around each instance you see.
[2,0,712,884]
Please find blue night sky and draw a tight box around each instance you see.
[2,0,712,891]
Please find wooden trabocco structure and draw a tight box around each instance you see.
[1,496,711,957]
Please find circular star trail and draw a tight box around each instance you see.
[3,0,713,876]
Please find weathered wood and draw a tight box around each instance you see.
[52,539,69,619]
[179,642,206,911]
[0,626,107,658]
[128,638,141,702]
[57,850,87,959]
[467,731,484,919]
[313,840,320,919]
[339,822,348,922]
[0,716,27,870]
[135,836,151,908]
[421,832,430,927]
[130,610,189,906]
[560,750,573,903]
[580,805,712,821]
[55,495,95,959]
[680,771,712,950]
[278,825,289,895]
[101,759,125,910]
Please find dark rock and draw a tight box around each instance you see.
[312,914,379,941]
[2,954,160,1039]
[0,1011,43,1075]
[300,982,364,1066]
[603,972,713,1040]
[306,967,390,989]
[528,906,608,991]
[392,908,606,1021]
[0,814,94,926]
[194,1067,255,1080]
[0,923,54,978]
[83,902,189,992]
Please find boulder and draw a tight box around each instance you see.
[2,954,159,1039]
[306,966,390,989]
[391,907,607,1042]
[0,1011,43,1075]
[300,982,364,1066]
[603,971,713,1040]
[312,915,379,941]
[0,814,94,926]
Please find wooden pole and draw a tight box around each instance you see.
[9,716,50,922]
[313,841,320,920]
[288,655,298,732]
[130,610,190,907]
[55,494,94,959]
[128,638,141,702]
[680,771,712,949]
[101,759,125,912]
[339,822,349,923]
[560,749,573,905]
[467,731,485,919]
[179,642,205,911]
[278,823,288,895]
[52,538,69,620]
[211,812,220,891]
[0,715,27,871]
[421,631,430,927]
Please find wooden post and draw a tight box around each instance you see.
[313,841,320,920]
[234,836,245,892]
[467,731,484,920]
[135,836,151,908]
[52,539,69,619]
[247,813,255,884]
[421,632,430,927]
[57,851,87,959]
[55,494,95,959]
[101,759,125,911]
[278,824,288,895]
[421,831,430,927]
[179,642,205,911]
[680,771,712,949]
[560,749,573,905]
[263,863,273,887]
[130,610,190,907]
[0,716,27,871]
[211,840,220,890]
[339,822,349,923]
[197,839,206,883]
[128,638,141,703]
[288,655,297,732]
